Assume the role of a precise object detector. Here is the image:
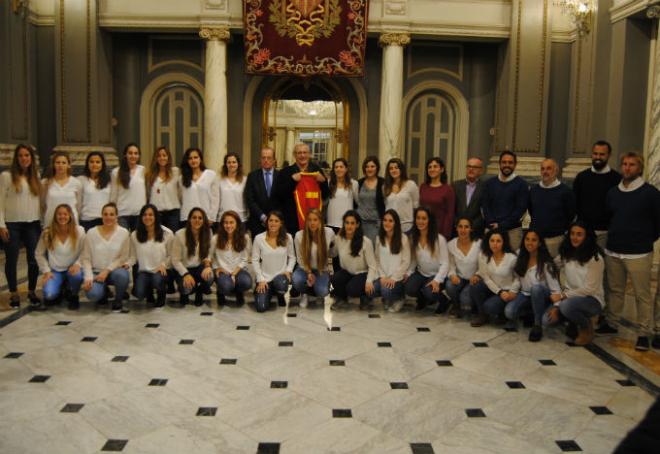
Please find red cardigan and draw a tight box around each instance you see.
[419,183,455,239]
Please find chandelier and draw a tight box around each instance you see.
[555,0,594,36]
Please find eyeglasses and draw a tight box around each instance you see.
[466,165,482,169]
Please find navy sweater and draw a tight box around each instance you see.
[481,176,529,230]
[529,183,576,238]
[573,168,621,231]
[606,183,660,254]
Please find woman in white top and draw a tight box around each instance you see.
[470,228,520,327]
[78,151,111,231]
[35,204,85,310]
[508,229,562,341]
[80,202,130,312]
[128,204,174,308]
[171,207,215,306]
[146,146,181,232]
[213,210,252,307]
[217,152,247,223]
[405,206,450,313]
[326,158,359,230]
[383,158,419,231]
[252,210,295,312]
[374,209,410,312]
[331,210,378,309]
[293,208,336,308]
[446,216,482,316]
[543,221,605,346]
[179,147,220,227]
[42,151,82,226]
[111,143,146,231]
[0,144,42,307]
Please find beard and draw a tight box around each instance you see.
[592,158,607,170]
[500,166,513,176]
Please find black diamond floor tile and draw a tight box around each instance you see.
[465,408,486,418]
[196,407,217,416]
[556,440,582,452]
[287,313,297,318]
[278,341,293,347]
[257,442,280,454]
[81,336,97,342]
[377,342,392,348]
[55,321,71,326]
[616,379,636,387]
[220,358,237,365]
[270,381,288,389]
[101,439,128,452]
[148,378,168,386]
[200,312,213,316]
[590,406,613,415]
[539,359,556,366]
[179,339,194,345]
[236,325,250,330]
[436,360,453,366]
[111,356,129,362]
[145,323,159,328]
[368,314,381,318]
[328,326,341,332]
[29,375,50,383]
[332,409,352,418]
[329,360,345,366]
[410,443,435,454]
[4,352,24,359]
[390,382,409,389]
[61,403,84,413]
[417,327,431,332]
[472,342,488,347]
[506,381,525,389]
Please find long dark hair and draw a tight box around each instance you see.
[514,229,558,280]
[361,155,380,176]
[481,228,513,262]
[425,157,448,184]
[118,143,140,189]
[185,207,211,259]
[44,151,72,183]
[559,221,602,265]
[378,209,403,255]
[409,206,439,256]
[9,144,40,196]
[216,210,247,252]
[136,204,164,243]
[339,210,364,257]
[329,157,353,197]
[181,147,206,188]
[266,210,288,247]
[383,158,408,197]
[221,152,244,182]
[145,146,173,189]
[83,151,110,189]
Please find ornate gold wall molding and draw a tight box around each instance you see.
[379,32,411,47]
[536,0,548,152]
[199,27,231,41]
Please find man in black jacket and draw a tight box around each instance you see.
[245,147,279,237]
[453,157,485,237]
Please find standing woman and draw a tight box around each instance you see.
[469,228,519,327]
[383,158,419,232]
[543,221,605,346]
[179,148,220,227]
[331,210,378,309]
[419,157,455,239]
[0,145,42,307]
[251,211,295,312]
[326,158,359,231]
[42,151,82,226]
[293,208,336,308]
[146,146,181,232]
[374,209,411,311]
[357,156,385,243]
[35,204,85,309]
[78,152,111,231]
[405,206,450,313]
[446,217,481,316]
[171,207,215,306]
[111,143,146,231]
[128,204,173,308]
[213,210,252,307]
[80,203,130,312]
[217,152,247,223]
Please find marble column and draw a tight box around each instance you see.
[285,128,295,163]
[378,32,410,165]
[647,7,660,190]
[199,27,230,172]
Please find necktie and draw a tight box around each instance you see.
[265,171,272,197]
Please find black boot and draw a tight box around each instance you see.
[277,294,286,307]
[235,292,245,307]
[194,290,204,306]
[67,295,80,311]
[146,290,155,304]
[155,291,166,308]
[217,292,226,307]
[179,293,189,306]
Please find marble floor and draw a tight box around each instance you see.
[0,292,657,454]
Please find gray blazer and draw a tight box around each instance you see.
[453,178,485,235]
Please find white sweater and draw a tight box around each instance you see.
[408,234,449,283]
[335,235,378,282]
[294,227,336,272]
[557,255,605,307]
[477,252,520,294]
[217,177,247,222]
[110,165,147,217]
[0,172,40,227]
[171,228,215,276]
[384,180,419,229]
[212,233,251,272]
[179,169,220,221]
[42,176,82,225]
[326,180,359,228]
[252,232,296,283]
[78,176,111,221]
[518,264,561,295]
[447,238,481,280]
[148,168,181,211]
[80,226,130,279]
[35,226,86,273]
[375,234,411,281]
[128,227,174,272]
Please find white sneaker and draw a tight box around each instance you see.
[299,294,308,308]
[388,300,404,313]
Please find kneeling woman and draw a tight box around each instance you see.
[331,210,378,309]
[543,221,604,346]
[469,228,519,327]
[293,208,336,308]
[252,211,295,312]
[446,217,481,316]
[213,210,252,307]
[374,209,410,311]
[508,229,561,341]
[35,204,85,309]
[172,207,215,306]
[80,203,130,312]
[128,204,174,308]
[404,207,449,313]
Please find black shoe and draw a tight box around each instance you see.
[635,336,650,352]
[9,294,20,309]
[122,292,130,300]
[595,322,618,335]
[652,335,660,350]
[194,291,204,307]
[67,296,80,311]
[528,325,543,342]
[277,294,286,307]
[217,293,226,307]
[565,322,578,340]
[235,292,245,307]
[359,296,369,310]
[111,301,123,312]
[179,294,189,306]
[289,287,300,298]
[415,299,427,311]
[28,292,41,306]
[155,292,166,308]
[146,291,155,304]
[167,281,176,294]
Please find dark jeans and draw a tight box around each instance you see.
[177,265,214,296]
[405,271,447,309]
[445,277,472,313]
[118,215,139,231]
[373,279,405,302]
[158,209,180,233]
[331,269,369,300]
[80,218,102,232]
[134,271,167,300]
[216,269,252,295]
[470,280,507,317]
[2,221,41,292]
[254,274,290,312]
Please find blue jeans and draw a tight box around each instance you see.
[373,279,405,303]
[405,271,444,305]
[177,265,214,296]
[254,274,290,312]
[2,221,41,292]
[330,269,369,299]
[543,296,602,329]
[445,277,472,313]
[43,270,83,301]
[134,271,166,300]
[292,267,330,298]
[216,269,252,295]
[470,280,506,317]
[505,284,551,324]
[85,268,130,304]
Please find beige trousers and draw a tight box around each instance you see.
[544,235,563,258]
[507,227,523,252]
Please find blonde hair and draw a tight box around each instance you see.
[300,209,328,272]
[43,204,79,251]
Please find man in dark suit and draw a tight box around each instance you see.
[453,157,485,236]
[245,147,279,237]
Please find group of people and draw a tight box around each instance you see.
[1,140,658,349]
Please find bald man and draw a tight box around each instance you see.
[528,158,576,256]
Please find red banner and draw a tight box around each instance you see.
[294,172,323,229]
[244,0,368,76]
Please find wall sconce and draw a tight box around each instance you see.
[555,0,594,36]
